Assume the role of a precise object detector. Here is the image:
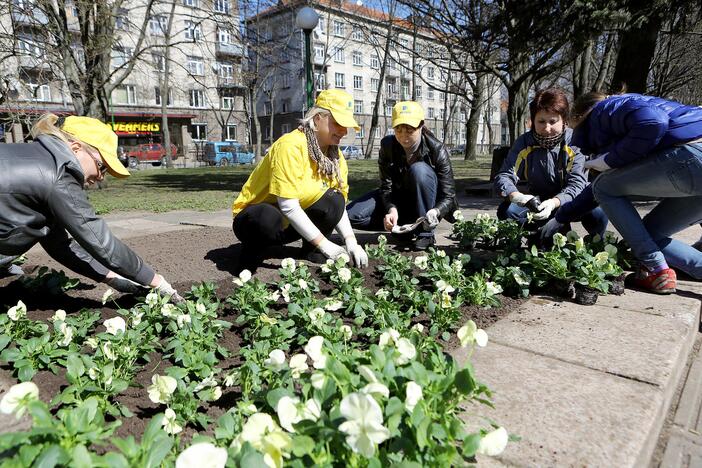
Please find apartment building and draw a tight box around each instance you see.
[247,0,501,154]
[0,0,247,157]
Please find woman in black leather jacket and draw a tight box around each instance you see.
[0,114,182,301]
[347,101,458,250]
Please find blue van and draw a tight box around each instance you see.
[204,142,255,166]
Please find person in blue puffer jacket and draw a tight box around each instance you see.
[494,88,608,241]
[570,92,702,294]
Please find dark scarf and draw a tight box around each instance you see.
[533,130,565,149]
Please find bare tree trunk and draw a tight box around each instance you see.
[593,32,617,92]
[252,87,263,162]
[506,81,530,144]
[365,7,394,160]
[161,0,177,168]
[572,39,592,99]
[464,72,486,160]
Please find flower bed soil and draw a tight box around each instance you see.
[0,226,524,442]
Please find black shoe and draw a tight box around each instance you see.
[413,235,435,251]
[299,242,327,264]
[0,264,24,279]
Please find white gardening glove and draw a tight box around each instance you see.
[423,208,440,229]
[510,192,535,207]
[584,154,611,173]
[318,238,347,260]
[155,276,184,303]
[345,238,368,268]
[104,274,146,294]
[533,198,559,221]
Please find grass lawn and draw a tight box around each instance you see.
[88,157,493,214]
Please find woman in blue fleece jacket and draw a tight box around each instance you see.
[571,92,702,294]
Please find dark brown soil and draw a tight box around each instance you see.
[0,226,523,442]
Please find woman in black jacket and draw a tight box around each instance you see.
[0,114,182,301]
[347,101,458,250]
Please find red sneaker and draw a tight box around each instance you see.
[633,267,676,294]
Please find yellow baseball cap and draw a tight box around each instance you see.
[392,101,425,128]
[61,116,130,178]
[315,89,360,130]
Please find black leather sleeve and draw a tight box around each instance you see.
[39,227,110,282]
[378,141,396,214]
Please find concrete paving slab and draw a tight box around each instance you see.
[660,433,702,468]
[485,296,698,387]
[591,290,701,322]
[454,342,664,467]
[673,354,702,434]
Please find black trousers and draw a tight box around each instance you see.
[232,189,345,250]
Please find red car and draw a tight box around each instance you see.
[126,143,178,168]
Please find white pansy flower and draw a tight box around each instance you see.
[289,354,308,378]
[7,300,26,321]
[199,386,222,402]
[175,442,228,468]
[281,257,296,271]
[51,310,66,322]
[436,249,446,258]
[453,209,464,221]
[414,256,428,270]
[264,349,287,371]
[148,374,177,404]
[325,300,344,311]
[0,382,39,417]
[338,392,391,458]
[337,253,350,265]
[358,365,378,383]
[196,303,207,314]
[338,268,352,282]
[259,313,278,326]
[308,307,325,324]
[375,289,389,300]
[594,251,609,267]
[102,341,117,361]
[103,316,126,335]
[477,427,509,456]
[321,264,332,274]
[298,279,308,290]
[176,313,191,328]
[361,382,389,398]
[436,280,455,294]
[412,323,425,333]
[161,303,176,318]
[281,284,291,303]
[405,381,423,412]
[475,329,488,347]
[145,292,159,307]
[267,290,281,302]
[224,373,236,387]
[236,413,291,468]
[452,260,463,272]
[233,269,252,287]
[132,311,144,326]
[162,408,183,435]
[304,336,326,369]
[276,396,322,433]
[378,329,400,348]
[88,367,98,380]
[441,291,453,309]
[457,320,488,347]
[101,289,114,305]
[310,372,326,389]
[340,324,353,340]
[395,338,417,365]
[574,237,585,251]
[85,337,98,349]
[553,233,567,249]
[486,282,503,296]
[58,322,73,347]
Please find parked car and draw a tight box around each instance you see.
[126,143,178,168]
[450,144,466,156]
[203,141,255,166]
[341,145,362,159]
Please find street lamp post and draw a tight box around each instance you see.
[295,6,319,111]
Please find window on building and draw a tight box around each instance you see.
[315,72,326,91]
[401,81,410,99]
[439,127,444,139]
[400,59,409,72]
[218,62,233,78]
[18,35,42,56]
[352,26,363,40]
[439,108,445,120]
[154,87,173,106]
[387,58,396,70]
[374,127,380,139]
[414,62,422,74]
[352,50,362,66]
[189,89,205,108]
[333,20,345,37]
[358,126,364,138]
[115,8,129,31]
[111,47,133,67]
[190,123,207,140]
[112,85,136,105]
[399,37,408,48]
[427,67,435,80]
[281,99,290,112]
[149,15,167,35]
[370,54,379,69]
[370,78,379,92]
[314,44,325,61]
[184,21,202,41]
[427,107,435,119]
[334,73,345,89]
[438,91,444,102]
[333,47,344,63]
[281,74,290,88]
[263,101,272,114]
[221,96,234,109]
[354,100,363,113]
[385,103,393,116]
[316,19,325,34]
[460,110,466,121]
[386,79,396,95]
[281,123,291,134]
[26,79,51,102]
[218,28,231,44]
[427,87,434,100]
[225,124,237,140]
[415,85,422,98]
[183,0,199,7]
[214,0,230,14]
[187,56,204,76]
[265,126,272,141]
[353,75,363,90]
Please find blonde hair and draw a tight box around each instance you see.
[30,113,99,155]
[299,107,332,131]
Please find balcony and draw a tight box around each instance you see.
[216,42,246,57]
[19,55,51,70]
[12,9,48,27]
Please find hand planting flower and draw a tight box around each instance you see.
[7,300,26,321]
[0,381,39,418]
[51,309,66,322]
[340,324,353,340]
[236,412,292,468]
[58,322,73,346]
[276,396,321,432]
[281,257,296,272]
[338,267,352,282]
[405,381,423,412]
[162,408,183,435]
[233,269,252,286]
[304,336,327,369]
[176,442,228,468]
[414,255,429,270]
[361,382,389,398]
[264,349,287,371]
[148,374,177,404]
[103,316,126,335]
[338,392,391,458]
[308,307,325,325]
[289,354,308,378]
[145,292,159,307]
[395,338,417,365]
[458,320,488,348]
[477,426,508,456]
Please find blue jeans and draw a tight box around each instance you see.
[347,161,438,237]
[592,143,702,278]
[497,201,608,238]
